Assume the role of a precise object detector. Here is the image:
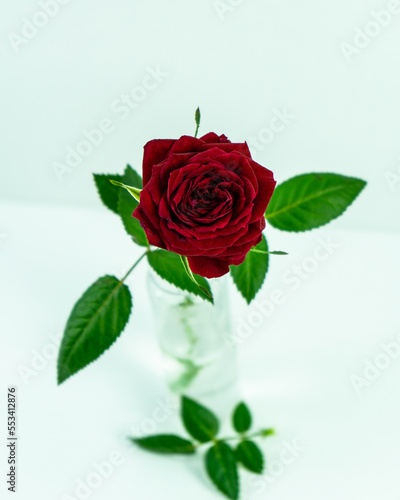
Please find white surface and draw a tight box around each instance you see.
[1,201,400,500]
[1,0,400,233]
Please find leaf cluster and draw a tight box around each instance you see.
[131,396,275,500]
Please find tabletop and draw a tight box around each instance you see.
[1,200,399,500]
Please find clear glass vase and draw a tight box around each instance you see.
[147,270,237,398]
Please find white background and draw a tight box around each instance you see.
[1,1,400,499]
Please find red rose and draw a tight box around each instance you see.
[133,133,276,278]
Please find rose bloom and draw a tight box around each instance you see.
[133,133,276,279]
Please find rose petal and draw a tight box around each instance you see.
[247,159,276,221]
[200,141,252,159]
[187,256,231,278]
[142,139,176,185]
[132,206,166,248]
[200,132,231,144]
[169,135,203,155]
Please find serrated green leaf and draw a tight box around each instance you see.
[123,164,143,188]
[232,402,252,433]
[235,440,263,474]
[181,396,219,443]
[57,275,132,384]
[230,235,269,304]
[205,442,239,500]
[147,250,213,303]
[118,165,149,247]
[130,434,196,454]
[265,173,367,232]
[93,173,123,214]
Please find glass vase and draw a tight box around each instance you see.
[147,270,237,398]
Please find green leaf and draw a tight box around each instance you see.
[230,235,269,304]
[122,164,143,188]
[235,440,263,474]
[147,250,213,304]
[232,402,252,433]
[57,275,132,384]
[265,173,367,232]
[205,442,239,500]
[93,173,123,214]
[130,434,196,454]
[118,165,149,247]
[181,396,219,443]
[180,255,213,301]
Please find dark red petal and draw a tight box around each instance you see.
[167,165,197,201]
[158,219,202,255]
[169,135,203,154]
[200,141,252,159]
[159,194,172,220]
[187,256,231,278]
[160,153,196,186]
[220,220,265,257]
[177,151,257,205]
[161,217,250,255]
[199,132,231,144]
[226,253,247,267]
[221,152,258,186]
[138,184,162,229]
[142,139,176,186]
[132,206,166,249]
[183,147,232,165]
[248,160,276,221]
